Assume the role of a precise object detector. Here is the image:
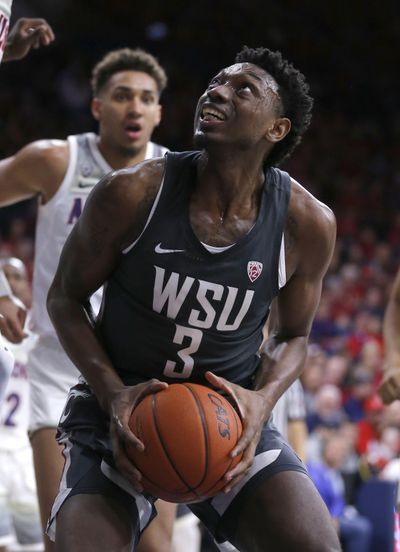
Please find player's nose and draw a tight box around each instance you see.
[126,96,143,116]
[207,83,232,103]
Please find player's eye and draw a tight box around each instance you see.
[114,92,129,101]
[142,94,156,105]
[207,78,221,90]
[237,83,253,94]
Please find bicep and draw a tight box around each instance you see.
[0,141,65,205]
[0,155,38,204]
[272,205,336,339]
[52,165,157,301]
[54,180,126,301]
[271,270,324,339]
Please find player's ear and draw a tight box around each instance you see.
[265,117,291,143]
[91,97,102,121]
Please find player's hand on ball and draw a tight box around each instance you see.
[379,368,400,404]
[205,371,269,493]
[109,379,168,492]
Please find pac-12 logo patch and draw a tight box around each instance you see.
[247,261,263,282]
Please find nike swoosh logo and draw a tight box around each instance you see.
[59,408,70,424]
[155,243,185,254]
[77,176,100,188]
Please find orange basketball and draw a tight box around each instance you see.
[127,383,243,503]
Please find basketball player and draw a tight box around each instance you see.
[0,48,169,552]
[379,267,400,404]
[0,257,43,552]
[0,5,54,403]
[47,46,341,551]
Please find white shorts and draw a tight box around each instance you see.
[0,445,43,548]
[27,335,80,432]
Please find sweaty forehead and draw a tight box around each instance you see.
[218,62,279,93]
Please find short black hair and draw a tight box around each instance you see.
[236,46,313,167]
[91,48,167,97]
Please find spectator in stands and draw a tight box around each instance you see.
[307,433,372,552]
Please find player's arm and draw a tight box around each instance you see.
[0,269,26,342]
[255,195,336,413]
[207,188,336,490]
[0,139,66,205]
[379,268,400,404]
[3,18,54,62]
[0,141,67,342]
[47,158,167,489]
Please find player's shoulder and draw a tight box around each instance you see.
[104,156,166,197]
[86,157,166,222]
[15,138,69,177]
[19,138,68,160]
[284,177,336,276]
[289,177,336,240]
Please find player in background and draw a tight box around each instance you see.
[0,3,54,404]
[379,267,400,404]
[0,257,43,552]
[48,45,340,551]
[272,379,307,461]
[0,47,170,552]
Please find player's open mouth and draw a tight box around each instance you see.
[125,123,142,139]
[200,106,227,122]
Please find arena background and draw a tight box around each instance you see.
[1,1,400,550]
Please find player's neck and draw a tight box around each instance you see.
[197,149,266,198]
[96,138,147,169]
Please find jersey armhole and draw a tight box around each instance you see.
[122,173,166,255]
[278,233,286,289]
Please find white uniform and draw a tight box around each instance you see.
[0,0,12,63]
[0,330,43,550]
[272,379,306,439]
[28,133,168,431]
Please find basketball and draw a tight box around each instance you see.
[127,383,243,503]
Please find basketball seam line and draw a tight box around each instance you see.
[152,389,201,499]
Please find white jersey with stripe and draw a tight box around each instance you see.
[0,0,12,63]
[0,330,37,450]
[271,378,306,439]
[30,132,167,338]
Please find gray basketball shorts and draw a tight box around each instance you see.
[47,416,307,546]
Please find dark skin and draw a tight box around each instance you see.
[379,267,400,404]
[3,17,55,62]
[48,63,339,551]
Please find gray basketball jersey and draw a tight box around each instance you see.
[98,150,291,387]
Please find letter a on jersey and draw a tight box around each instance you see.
[247,261,263,283]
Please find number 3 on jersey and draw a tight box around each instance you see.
[163,324,202,378]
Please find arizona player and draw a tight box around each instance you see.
[0,3,54,404]
[0,48,168,552]
[0,257,43,552]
